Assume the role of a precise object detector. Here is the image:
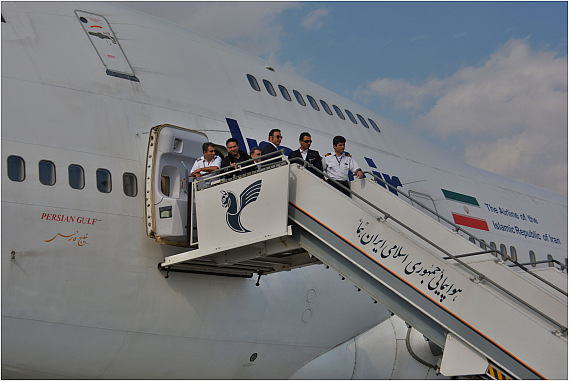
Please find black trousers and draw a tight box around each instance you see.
[327,179,351,198]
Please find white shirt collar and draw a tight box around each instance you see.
[201,155,218,164]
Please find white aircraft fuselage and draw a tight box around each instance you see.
[2,2,566,379]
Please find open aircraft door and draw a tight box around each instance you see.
[145,125,208,246]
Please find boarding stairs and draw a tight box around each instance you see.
[159,157,567,379]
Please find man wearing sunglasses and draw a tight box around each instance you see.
[288,132,323,178]
[260,128,283,165]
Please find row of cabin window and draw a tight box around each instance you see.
[468,236,564,269]
[6,155,137,197]
[247,74,381,133]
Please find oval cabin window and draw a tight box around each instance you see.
[293,90,306,106]
[39,160,56,186]
[247,74,260,91]
[97,168,112,193]
[7,155,25,182]
[123,172,138,197]
[307,95,320,111]
[69,164,85,189]
[263,79,276,96]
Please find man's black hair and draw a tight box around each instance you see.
[269,129,281,138]
[226,137,239,147]
[202,142,215,153]
[333,135,346,146]
[299,132,311,141]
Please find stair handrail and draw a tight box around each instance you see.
[510,259,568,271]
[191,149,288,188]
[215,157,567,295]
[361,170,568,298]
[190,156,567,333]
[287,158,567,334]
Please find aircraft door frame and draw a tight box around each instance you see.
[145,124,209,246]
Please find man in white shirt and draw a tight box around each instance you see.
[190,142,222,187]
[322,135,363,197]
[288,132,323,178]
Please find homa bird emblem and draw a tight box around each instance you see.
[220,180,262,233]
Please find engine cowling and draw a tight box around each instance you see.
[290,316,444,379]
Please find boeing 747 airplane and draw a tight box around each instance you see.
[2,2,566,379]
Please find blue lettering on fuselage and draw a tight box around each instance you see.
[227,118,293,155]
[226,118,246,150]
[365,157,402,195]
[227,118,402,195]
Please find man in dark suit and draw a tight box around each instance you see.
[260,128,283,165]
[288,132,324,178]
[221,138,253,178]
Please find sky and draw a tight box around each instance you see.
[119,1,568,195]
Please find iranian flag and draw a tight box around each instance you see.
[442,189,489,231]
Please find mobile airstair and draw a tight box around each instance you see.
[159,156,567,379]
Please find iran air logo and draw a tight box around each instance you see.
[220,180,262,233]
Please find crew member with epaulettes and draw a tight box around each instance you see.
[322,135,364,197]
[190,142,222,189]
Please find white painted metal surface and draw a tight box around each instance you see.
[287,165,567,379]
[292,316,444,379]
[350,179,567,322]
[75,10,136,77]
[1,1,566,379]
[520,267,568,294]
[439,334,488,376]
[165,164,567,378]
[196,165,290,252]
